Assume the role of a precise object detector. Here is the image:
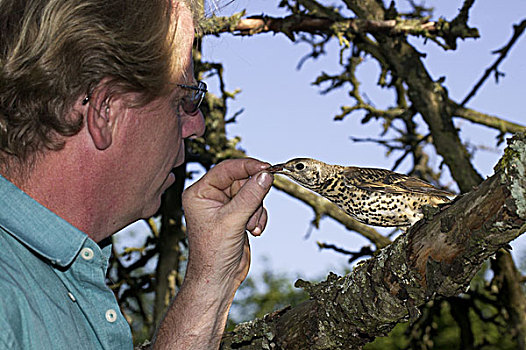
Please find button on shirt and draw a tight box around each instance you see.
[0,175,133,349]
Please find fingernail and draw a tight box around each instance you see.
[257,172,272,187]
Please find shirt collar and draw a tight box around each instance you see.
[0,175,88,267]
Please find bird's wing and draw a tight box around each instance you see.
[342,167,454,197]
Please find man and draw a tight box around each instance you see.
[0,0,273,349]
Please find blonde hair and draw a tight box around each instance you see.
[0,0,199,172]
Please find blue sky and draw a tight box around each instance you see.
[116,0,525,284]
[198,0,526,281]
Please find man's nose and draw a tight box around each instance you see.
[181,110,205,139]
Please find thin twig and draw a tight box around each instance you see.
[317,242,375,263]
[461,18,526,106]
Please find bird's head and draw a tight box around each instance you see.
[268,158,330,189]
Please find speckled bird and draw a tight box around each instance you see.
[268,158,455,228]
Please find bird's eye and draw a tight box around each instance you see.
[295,163,305,171]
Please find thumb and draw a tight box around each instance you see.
[228,171,273,220]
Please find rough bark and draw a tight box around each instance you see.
[219,133,526,350]
[206,15,459,38]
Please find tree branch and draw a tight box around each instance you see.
[200,14,479,42]
[450,100,526,135]
[317,242,375,263]
[220,133,526,349]
[201,12,522,137]
[461,18,526,106]
[346,1,483,192]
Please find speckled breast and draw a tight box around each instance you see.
[321,186,443,227]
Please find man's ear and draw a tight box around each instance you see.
[85,89,121,150]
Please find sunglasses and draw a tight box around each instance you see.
[177,80,207,115]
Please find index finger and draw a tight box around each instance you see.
[203,158,270,191]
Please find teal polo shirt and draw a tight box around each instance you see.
[0,175,133,349]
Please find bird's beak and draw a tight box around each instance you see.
[267,163,288,174]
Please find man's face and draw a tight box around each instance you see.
[109,2,205,222]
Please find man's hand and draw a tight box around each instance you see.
[182,158,273,289]
[153,158,273,350]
